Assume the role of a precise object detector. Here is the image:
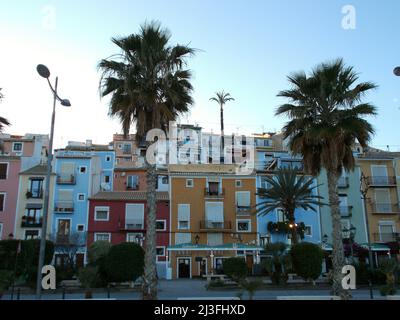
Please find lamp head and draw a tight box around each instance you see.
[61,99,71,107]
[394,66,400,76]
[37,64,50,78]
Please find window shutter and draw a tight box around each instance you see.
[205,202,224,222]
[178,204,190,222]
[207,233,223,246]
[236,191,250,207]
[125,204,144,227]
[58,190,73,201]
[175,232,191,245]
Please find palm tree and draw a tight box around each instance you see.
[210,91,234,162]
[255,168,325,245]
[0,88,10,133]
[98,21,195,300]
[276,58,377,297]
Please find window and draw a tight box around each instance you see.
[77,193,85,201]
[127,175,139,190]
[371,165,388,184]
[56,189,74,212]
[236,191,250,208]
[24,208,42,225]
[122,143,132,154]
[0,163,8,179]
[175,232,191,245]
[29,179,43,198]
[127,233,144,244]
[94,207,109,221]
[178,204,190,230]
[304,226,312,236]
[156,220,166,231]
[79,166,87,174]
[205,202,224,228]
[104,175,110,183]
[207,233,223,246]
[94,233,111,242]
[76,224,85,232]
[106,156,111,162]
[162,176,168,184]
[379,222,395,242]
[277,209,287,222]
[214,257,228,275]
[0,193,5,211]
[237,219,251,232]
[341,220,350,239]
[25,230,39,240]
[235,180,242,188]
[156,247,165,256]
[374,189,391,212]
[186,179,193,188]
[12,142,23,152]
[125,204,144,229]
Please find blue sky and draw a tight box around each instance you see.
[0,0,399,149]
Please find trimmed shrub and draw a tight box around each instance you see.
[87,241,111,265]
[290,242,324,282]
[222,257,247,281]
[104,242,144,283]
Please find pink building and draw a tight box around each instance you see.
[0,134,49,239]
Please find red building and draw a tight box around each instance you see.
[88,191,170,278]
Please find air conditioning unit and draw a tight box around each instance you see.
[101,183,111,191]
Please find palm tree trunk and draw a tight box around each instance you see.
[142,163,158,300]
[326,169,348,299]
[289,211,298,245]
[220,104,224,162]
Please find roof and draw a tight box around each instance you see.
[19,164,49,175]
[62,145,112,152]
[357,151,400,160]
[90,191,169,201]
[167,243,263,251]
[168,164,255,176]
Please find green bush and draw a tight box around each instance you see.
[87,241,111,265]
[290,242,324,282]
[0,270,13,293]
[206,279,225,289]
[222,257,247,282]
[78,266,99,289]
[262,242,291,285]
[104,242,144,283]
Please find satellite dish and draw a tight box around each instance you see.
[394,66,400,76]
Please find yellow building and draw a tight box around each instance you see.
[14,165,56,240]
[167,164,261,279]
[357,151,400,261]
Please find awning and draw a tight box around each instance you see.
[26,203,42,209]
[360,243,391,252]
[167,243,263,251]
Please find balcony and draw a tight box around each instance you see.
[57,174,76,185]
[366,176,397,187]
[123,219,144,230]
[236,206,252,215]
[370,202,400,215]
[339,206,353,217]
[21,217,42,228]
[200,220,232,231]
[26,189,43,199]
[54,201,74,213]
[338,177,349,188]
[204,188,225,198]
[373,233,400,242]
[55,234,71,245]
[126,185,139,191]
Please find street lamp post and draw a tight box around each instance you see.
[360,172,374,300]
[35,64,71,300]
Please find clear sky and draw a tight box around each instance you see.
[0,0,399,150]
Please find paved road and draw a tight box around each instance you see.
[1,280,386,300]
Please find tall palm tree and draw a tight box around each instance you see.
[0,88,10,133]
[276,58,377,297]
[98,21,195,300]
[210,91,234,162]
[255,169,325,244]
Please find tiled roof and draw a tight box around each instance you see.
[90,191,169,201]
[357,151,400,160]
[20,164,51,175]
[167,243,263,251]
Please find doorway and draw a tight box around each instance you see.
[177,258,191,278]
[199,258,207,276]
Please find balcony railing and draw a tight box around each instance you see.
[236,205,252,215]
[339,206,353,217]
[21,217,43,228]
[204,188,225,197]
[55,235,70,245]
[26,189,43,199]
[200,220,232,231]
[370,202,400,214]
[367,176,397,187]
[124,219,144,230]
[373,232,400,242]
[338,177,349,188]
[54,201,74,213]
[126,185,139,191]
[57,174,76,185]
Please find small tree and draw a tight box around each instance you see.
[291,242,324,283]
[78,266,99,299]
[239,279,263,300]
[104,243,144,283]
[222,257,247,282]
[87,241,111,265]
[262,242,291,285]
[0,270,13,297]
[379,259,398,296]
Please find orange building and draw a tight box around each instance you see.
[167,164,261,279]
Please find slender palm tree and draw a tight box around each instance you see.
[276,58,377,297]
[255,169,325,244]
[98,21,195,300]
[0,88,10,134]
[210,91,234,162]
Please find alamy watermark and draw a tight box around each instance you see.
[341,5,356,30]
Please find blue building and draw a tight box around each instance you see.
[51,141,115,267]
[255,151,322,248]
